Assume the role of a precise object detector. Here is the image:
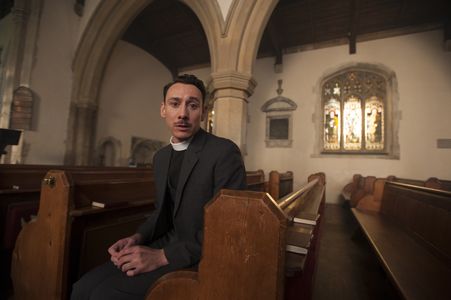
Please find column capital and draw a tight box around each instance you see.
[208,71,257,100]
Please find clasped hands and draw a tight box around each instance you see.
[108,233,169,277]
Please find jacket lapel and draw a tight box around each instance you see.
[173,129,206,217]
[156,146,171,210]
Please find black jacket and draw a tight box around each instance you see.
[137,129,246,269]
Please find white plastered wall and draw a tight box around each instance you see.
[245,30,451,203]
[96,40,212,165]
[96,41,172,165]
[24,0,79,164]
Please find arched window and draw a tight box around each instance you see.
[320,66,397,156]
[96,137,121,166]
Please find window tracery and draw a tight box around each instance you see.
[322,70,386,153]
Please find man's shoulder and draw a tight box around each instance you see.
[203,131,239,150]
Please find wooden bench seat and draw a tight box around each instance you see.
[146,172,326,300]
[352,209,451,300]
[351,181,451,300]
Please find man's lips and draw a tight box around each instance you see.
[175,123,191,130]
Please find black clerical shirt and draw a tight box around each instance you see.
[165,149,186,226]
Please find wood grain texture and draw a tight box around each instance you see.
[147,174,326,300]
[11,171,71,300]
[147,190,288,300]
[352,209,451,300]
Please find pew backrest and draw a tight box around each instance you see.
[350,176,375,207]
[388,176,451,192]
[380,181,451,266]
[246,169,266,192]
[268,171,293,200]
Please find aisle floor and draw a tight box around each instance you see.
[312,203,399,300]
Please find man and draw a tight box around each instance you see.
[71,74,246,299]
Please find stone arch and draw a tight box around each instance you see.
[187,0,279,150]
[130,138,165,167]
[95,137,121,167]
[66,0,216,165]
[66,0,280,164]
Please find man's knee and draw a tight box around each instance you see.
[70,278,90,300]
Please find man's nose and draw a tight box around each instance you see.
[178,105,189,119]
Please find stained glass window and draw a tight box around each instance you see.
[343,96,362,150]
[365,97,384,150]
[324,99,340,150]
[322,69,386,153]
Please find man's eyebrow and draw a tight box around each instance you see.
[187,97,200,102]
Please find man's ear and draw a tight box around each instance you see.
[160,102,166,118]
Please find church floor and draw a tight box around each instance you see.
[312,203,400,300]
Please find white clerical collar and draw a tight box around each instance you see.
[170,136,192,151]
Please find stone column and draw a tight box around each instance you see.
[0,0,42,163]
[209,71,256,152]
[65,102,98,165]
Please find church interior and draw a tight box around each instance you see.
[1,0,450,299]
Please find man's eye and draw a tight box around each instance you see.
[189,103,199,110]
[169,102,179,107]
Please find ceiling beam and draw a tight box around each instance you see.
[267,19,283,67]
[348,0,360,54]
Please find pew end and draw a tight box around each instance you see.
[147,189,288,300]
[147,174,326,300]
[268,171,294,200]
[11,171,71,300]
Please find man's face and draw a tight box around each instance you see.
[161,82,204,143]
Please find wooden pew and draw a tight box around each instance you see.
[0,164,153,297]
[341,174,362,202]
[268,170,294,200]
[349,176,375,207]
[246,169,266,192]
[1,165,152,248]
[283,172,326,300]
[354,178,386,212]
[351,181,451,300]
[146,173,326,300]
[388,175,451,192]
[10,169,155,300]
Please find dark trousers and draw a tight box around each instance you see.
[70,261,178,300]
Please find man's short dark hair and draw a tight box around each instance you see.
[163,74,206,102]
